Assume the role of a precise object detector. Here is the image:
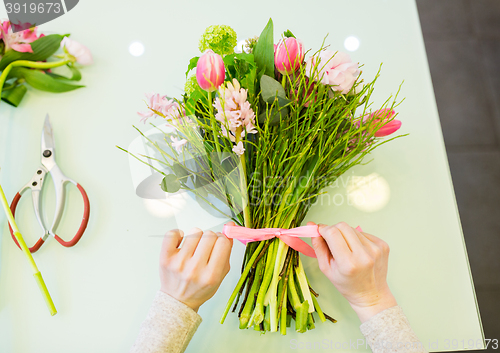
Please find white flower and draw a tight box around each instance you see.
[171,136,187,153]
[232,141,245,156]
[61,37,93,65]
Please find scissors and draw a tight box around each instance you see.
[8,114,90,253]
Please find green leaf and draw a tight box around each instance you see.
[1,84,27,107]
[67,65,82,81]
[0,34,65,71]
[253,18,274,78]
[283,30,296,38]
[185,56,199,77]
[260,74,286,103]
[11,68,84,93]
[46,65,82,81]
[194,176,209,198]
[172,163,189,179]
[160,174,181,193]
[223,53,257,98]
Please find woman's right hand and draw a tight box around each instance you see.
[310,221,397,323]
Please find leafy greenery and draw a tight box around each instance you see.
[0,34,65,71]
[9,67,84,92]
[1,84,27,107]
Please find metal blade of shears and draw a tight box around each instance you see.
[41,114,55,153]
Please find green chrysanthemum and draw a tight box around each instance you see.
[184,74,199,95]
[198,25,237,56]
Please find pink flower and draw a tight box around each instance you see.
[196,50,225,92]
[304,50,359,94]
[0,21,41,53]
[361,108,402,137]
[274,37,304,75]
[232,141,245,156]
[137,93,186,126]
[171,136,188,153]
[213,79,257,137]
[61,37,93,65]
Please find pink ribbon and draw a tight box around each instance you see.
[222,224,321,258]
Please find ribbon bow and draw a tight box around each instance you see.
[222,224,321,258]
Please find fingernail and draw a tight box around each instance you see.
[188,227,202,237]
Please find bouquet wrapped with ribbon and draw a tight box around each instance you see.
[124,19,404,334]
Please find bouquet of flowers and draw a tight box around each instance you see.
[0,19,92,107]
[125,19,403,334]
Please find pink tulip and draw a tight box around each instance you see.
[274,37,304,74]
[375,119,402,137]
[196,50,225,92]
[362,108,402,137]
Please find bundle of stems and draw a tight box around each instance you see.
[121,21,404,334]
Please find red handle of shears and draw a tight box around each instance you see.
[9,183,90,253]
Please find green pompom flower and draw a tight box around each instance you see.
[199,25,237,56]
[184,74,199,95]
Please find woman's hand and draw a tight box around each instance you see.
[310,221,397,323]
[159,224,233,312]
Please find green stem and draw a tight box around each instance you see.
[280,267,289,335]
[287,266,301,310]
[239,256,264,328]
[0,59,71,98]
[311,294,326,323]
[253,239,277,325]
[295,301,309,333]
[269,240,288,332]
[235,126,252,228]
[207,90,221,155]
[295,256,314,313]
[220,240,265,324]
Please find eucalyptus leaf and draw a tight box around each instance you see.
[172,163,189,178]
[0,34,65,71]
[160,174,181,193]
[194,176,209,197]
[253,18,274,78]
[1,84,27,107]
[260,75,286,103]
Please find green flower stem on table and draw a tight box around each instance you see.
[0,59,72,94]
[0,182,57,316]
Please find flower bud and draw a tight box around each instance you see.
[364,109,402,137]
[196,50,225,92]
[61,37,93,65]
[274,37,304,75]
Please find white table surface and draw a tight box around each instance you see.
[0,0,484,352]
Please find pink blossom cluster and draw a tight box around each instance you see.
[137,93,185,125]
[0,20,42,53]
[213,79,257,155]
